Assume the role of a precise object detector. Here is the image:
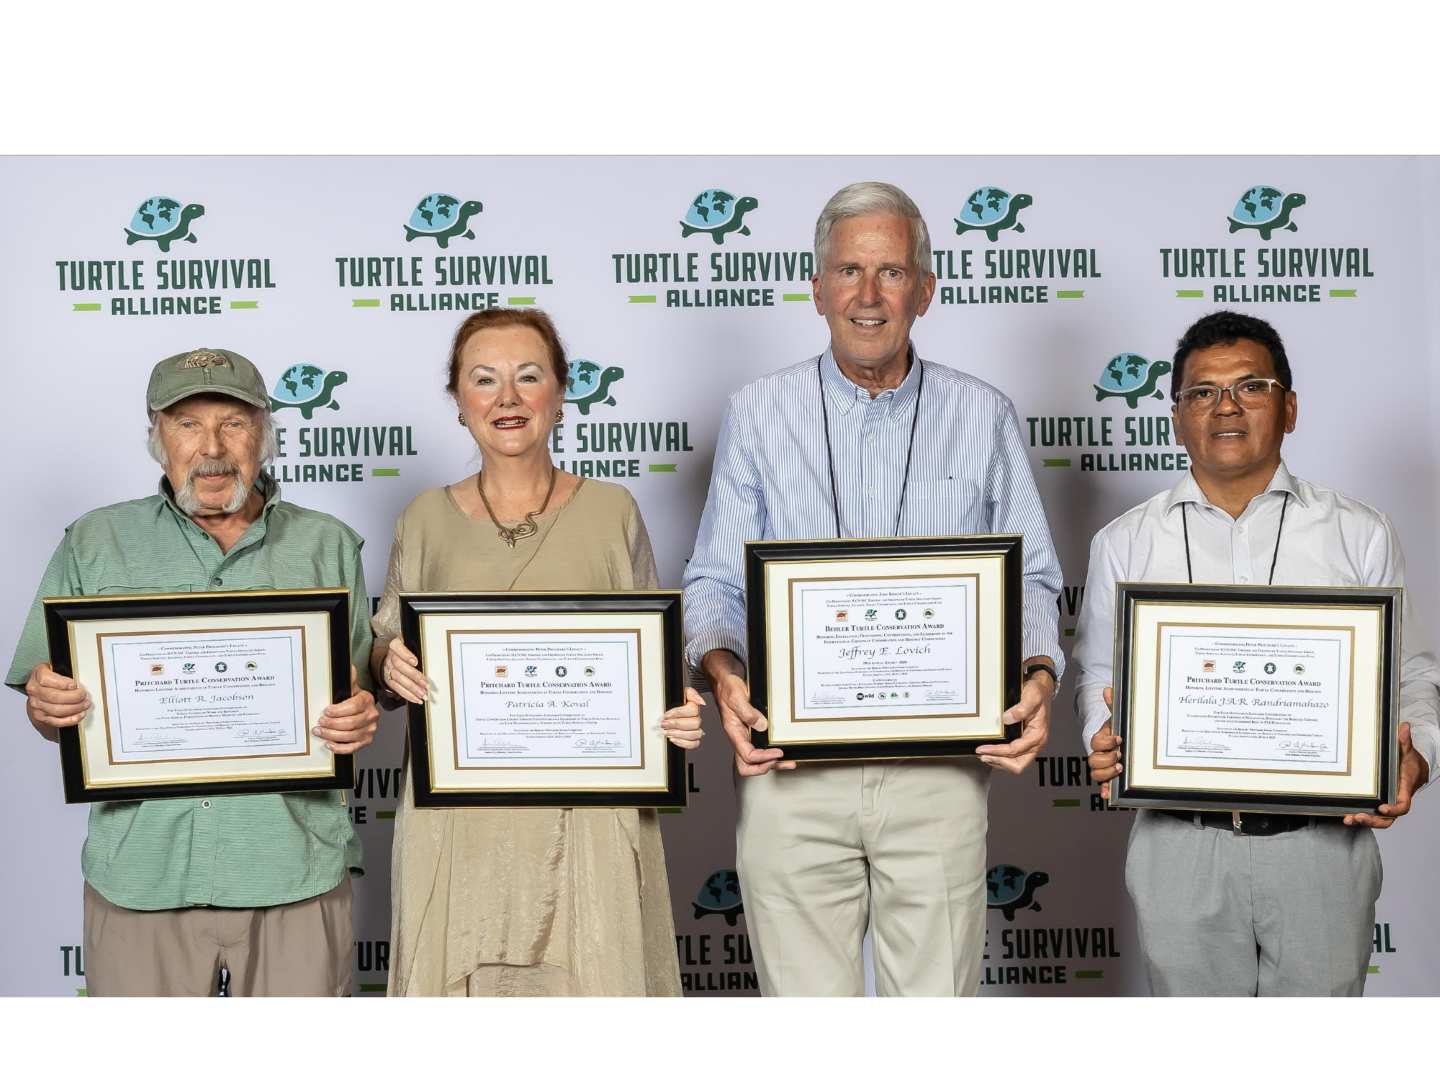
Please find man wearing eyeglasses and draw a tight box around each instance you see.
[1071,310,1439,996]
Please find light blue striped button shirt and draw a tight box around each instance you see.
[682,347,1065,678]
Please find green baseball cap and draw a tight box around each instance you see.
[146,348,270,412]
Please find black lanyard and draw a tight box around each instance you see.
[1182,490,1290,585]
[818,355,924,540]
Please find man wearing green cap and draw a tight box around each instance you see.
[7,347,378,997]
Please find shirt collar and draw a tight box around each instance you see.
[819,344,922,417]
[1164,459,1306,515]
[158,468,281,530]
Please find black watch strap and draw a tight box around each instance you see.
[1023,662,1058,689]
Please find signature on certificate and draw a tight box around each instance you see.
[1178,734,1224,749]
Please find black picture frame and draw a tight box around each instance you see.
[45,588,354,803]
[745,535,1024,761]
[1110,582,1400,816]
[400,592,687,808]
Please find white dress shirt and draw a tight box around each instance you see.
[1072,462,1440,786]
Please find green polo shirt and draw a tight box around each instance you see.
[6,471,373,911]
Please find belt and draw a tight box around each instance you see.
[1158,809,1314,837]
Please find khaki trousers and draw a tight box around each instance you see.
[735,758,990,996]
[83,875,353,997]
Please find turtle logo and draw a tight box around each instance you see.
[1227,185,1306,241]
[923,608,935,618]
[404,193,484,248]
[182,663,196,673]
[1294,664,1306,675]
[834,610,848,621]
[494,665,509,677]
[1095,353,1172,408]
[864,609,878,620]
[1264,662,1277,674]
[125,196,205,252]
[245,661,259,672]
[584,666,596,677]
[895,609,907,621]
[954,187,1032,242]
[986,864,1049,921]
[1233,661,1246,673]
[150,664,165,675]
[270,364,348,419]
[680,189,759,245]
[692,869,744,925]
[214,662,228,673]
[524,665,538,677]
[564,360,625,415]
[1203,660,1216,673]
[555,666,568,678]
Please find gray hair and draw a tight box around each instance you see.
[147,402,278,467]
[814,182,933,278]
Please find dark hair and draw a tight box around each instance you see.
[1171,310,1292,398]
[446,307,568,395]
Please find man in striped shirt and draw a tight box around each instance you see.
[682,182,1065,996]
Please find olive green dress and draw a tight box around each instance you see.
[372,477,682,997]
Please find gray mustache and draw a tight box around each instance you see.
[189,459,239,480]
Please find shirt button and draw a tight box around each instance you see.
[1236,525,1244,534]
[213,577,223,586]
[867,432,876,443]
[201,800,211,809]
[1239,575,1249,583]
[867,487,877,497]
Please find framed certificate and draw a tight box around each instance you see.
[1109,583,1400,816]
[400,592,686,808]
[745,535,1023,761]
[44,588,354,803]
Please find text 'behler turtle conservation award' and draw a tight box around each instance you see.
[400,592,686,808]
[45,589,354,802]
[746,536,1023,761]
[1110,583,1400,816]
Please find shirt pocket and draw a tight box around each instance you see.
[93,582,193,596]
[905,479,983,533]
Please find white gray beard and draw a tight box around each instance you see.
[175,470,251,516]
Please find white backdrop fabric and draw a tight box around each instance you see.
[2,155,1437,997]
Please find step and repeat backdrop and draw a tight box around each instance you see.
[2,156,1438,997]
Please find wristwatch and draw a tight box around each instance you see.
[1022,662,1059,697]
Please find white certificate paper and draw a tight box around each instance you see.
[450,631,643,767]
[791,575,978,721]
[98,628,309,763]
[1156,625,1352,774]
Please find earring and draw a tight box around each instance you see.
[555,408,564,422]
[457,411,466,425]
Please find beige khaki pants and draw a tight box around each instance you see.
[736,758,989,996]
[83,875,353,997]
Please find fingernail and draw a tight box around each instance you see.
[311,727,322,736]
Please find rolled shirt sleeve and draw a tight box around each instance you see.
[7,532,83,690]
[986,399,1065,678]
[1371,516,1440,790]
[682,397,767,671]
